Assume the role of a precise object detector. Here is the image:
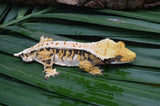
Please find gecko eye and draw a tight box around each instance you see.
[117,41,125,48]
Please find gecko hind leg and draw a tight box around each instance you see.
[78,60,103,76]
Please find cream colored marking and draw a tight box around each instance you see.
[53,53,79,66]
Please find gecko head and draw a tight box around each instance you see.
[108,41,136,64]
[14,50,36,62]
[115,41,136,63]
[94,39,136,64]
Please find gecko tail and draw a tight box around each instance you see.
[14,53,21,57]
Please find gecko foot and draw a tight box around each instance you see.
[45,68,60,80]
[89,67,103,76]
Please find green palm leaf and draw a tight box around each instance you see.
[0,3,160,106]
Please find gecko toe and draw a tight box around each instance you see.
[94,74,98,76]
[52,74,57,78]
[45,76,49,80]
[101,73,105,76]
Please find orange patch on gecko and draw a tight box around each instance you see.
[84,53,89,59]
[58,50,65,60]
[40,44,44,46]
[69,50,74,60]
[64,50,70,60]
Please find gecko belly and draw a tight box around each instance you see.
[53,54,80,66]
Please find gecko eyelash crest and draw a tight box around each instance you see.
[14,36,136,80]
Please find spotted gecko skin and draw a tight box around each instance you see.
[14,36,136,79]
